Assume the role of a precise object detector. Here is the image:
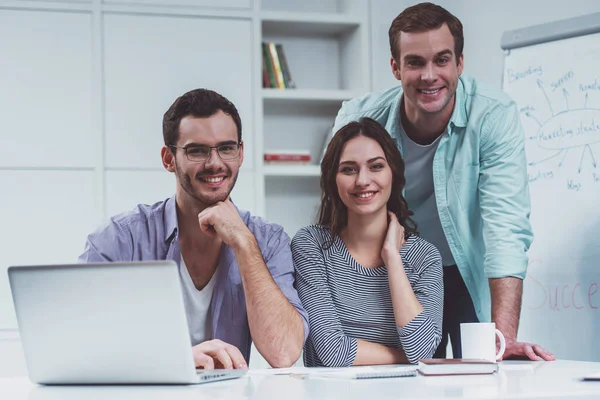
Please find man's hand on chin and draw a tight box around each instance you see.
[197,199,252,249]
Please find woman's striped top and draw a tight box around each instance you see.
[291,225,443,367]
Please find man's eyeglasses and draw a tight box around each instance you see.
[168,142,242,162]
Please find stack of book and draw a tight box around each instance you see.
[417,358,499,376]
[264,150,311,165]
[262,42,296,89]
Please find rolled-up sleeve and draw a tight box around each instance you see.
[263,226,310,344]
[396,248,443,364]
[479,102,533,279]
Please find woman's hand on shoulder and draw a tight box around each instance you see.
[381,211,405,264]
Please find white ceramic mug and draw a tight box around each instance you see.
[460,322,506,362]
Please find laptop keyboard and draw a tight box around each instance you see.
[197,371,230,380]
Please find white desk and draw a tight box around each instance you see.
[2,360,600,399]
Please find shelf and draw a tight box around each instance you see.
[102,4,252,18]
[262,89,360,106]
[263,164,321,177]
[261,11,361,36]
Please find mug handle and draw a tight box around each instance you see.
[495,329,506,361]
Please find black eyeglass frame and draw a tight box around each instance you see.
[168,141,242,162]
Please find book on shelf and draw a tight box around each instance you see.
[264,151,311,163]
[275,44,295,89]
[262,42,296,89]
[262,43,277,89]
[267,42,285,89]
[417,358,499,376]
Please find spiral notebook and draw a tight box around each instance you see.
[308,365,417,380]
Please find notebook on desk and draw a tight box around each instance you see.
[417,358,498,376]
[301,365,417,380]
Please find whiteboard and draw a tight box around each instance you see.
[502,32,600,361]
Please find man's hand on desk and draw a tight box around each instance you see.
[500,338,556,361]
[192,339,248,370]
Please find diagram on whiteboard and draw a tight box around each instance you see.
[504,54,600,191]
[524,77,599,179]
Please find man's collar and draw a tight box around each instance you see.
[448,76,468,129]
[164,195,178,243]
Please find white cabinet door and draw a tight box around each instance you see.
[0,10,93,168]
[104,14,253,170]
[0,171,98,329]
[0,334,27,378]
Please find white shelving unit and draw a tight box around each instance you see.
[255,0,371,238]
[262,88,363,104]
[261,11,362,35]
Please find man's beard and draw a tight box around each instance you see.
[175,161,238,206]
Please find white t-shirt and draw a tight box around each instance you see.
[179,254,218,345]
[402,130,456,267]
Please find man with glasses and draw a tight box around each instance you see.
[79,88,309,370]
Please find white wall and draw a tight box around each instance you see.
[370,0,600,91]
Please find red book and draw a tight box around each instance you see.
[264,153,311,162]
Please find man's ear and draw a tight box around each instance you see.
[238,141,244,166]
[457,53,464,76]
[161,146,176,173]
[390,57,402,81]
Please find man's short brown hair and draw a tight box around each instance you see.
[389,2,463,63]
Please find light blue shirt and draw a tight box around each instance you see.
[332,75,534,322]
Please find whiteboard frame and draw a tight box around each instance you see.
[501,12,600,51]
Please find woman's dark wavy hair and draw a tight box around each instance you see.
[317,117,417,248]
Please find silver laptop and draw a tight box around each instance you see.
[8,261,246,385]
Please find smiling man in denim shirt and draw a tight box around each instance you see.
[333,3,554,361]
[79,89,308,369]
